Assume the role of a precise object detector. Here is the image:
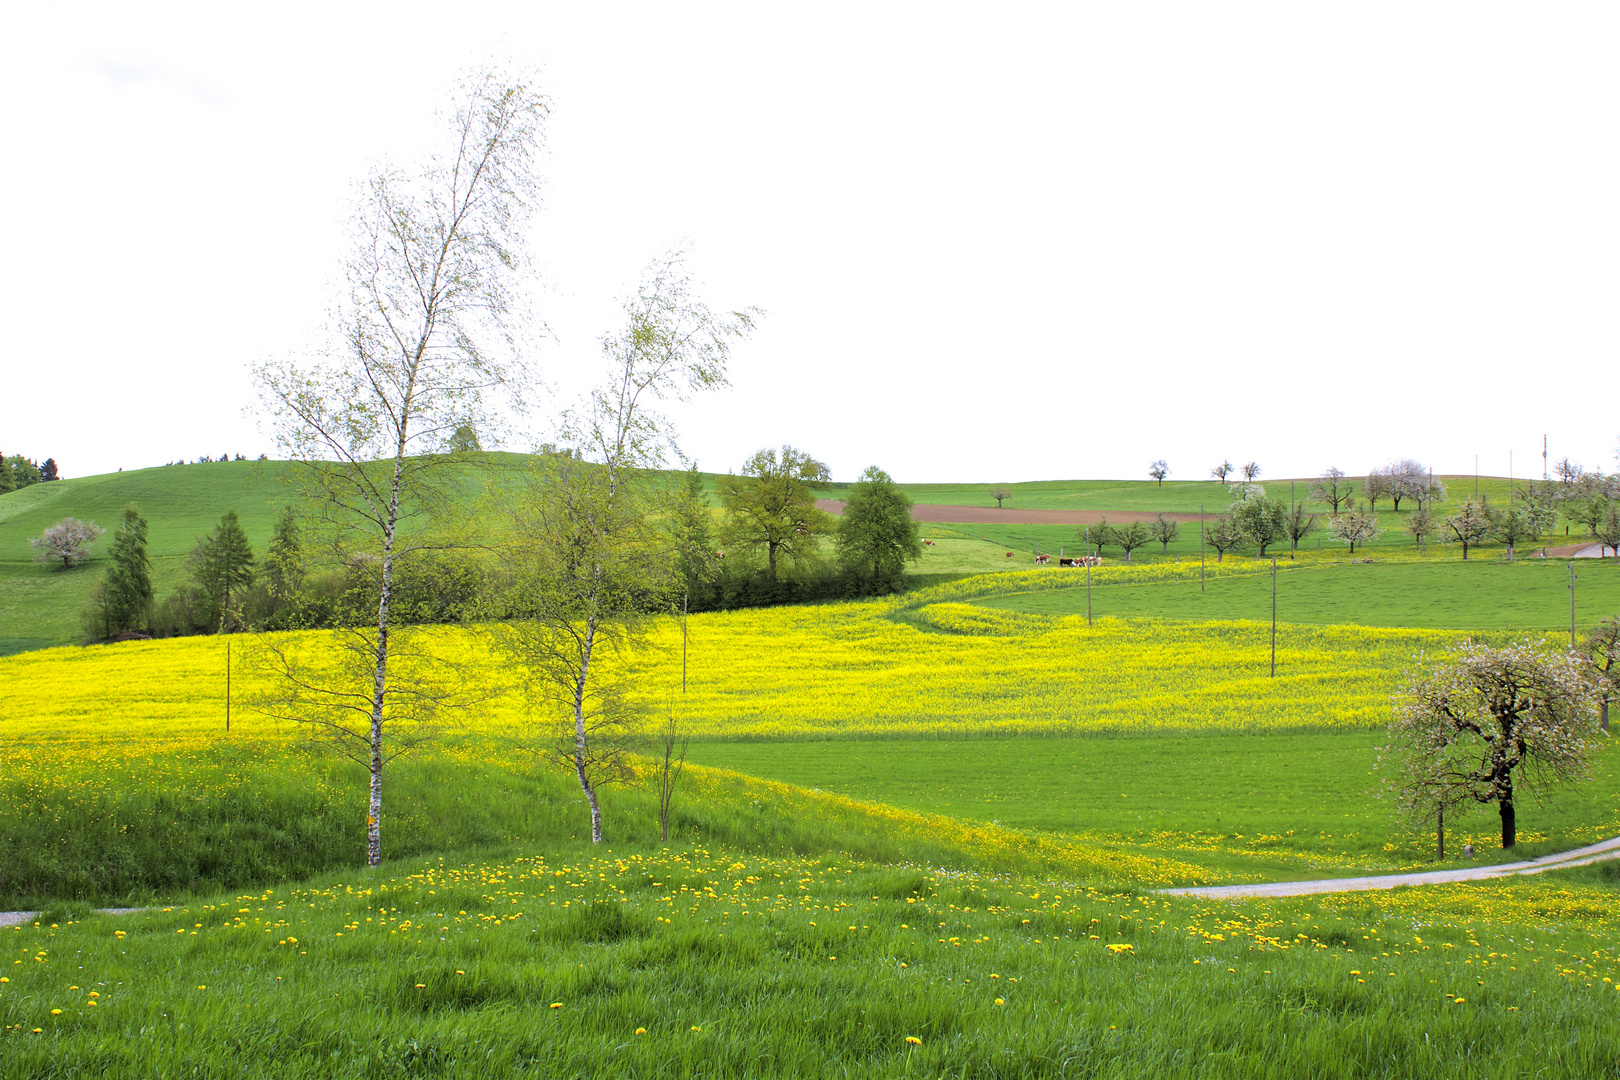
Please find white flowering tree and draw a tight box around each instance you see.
[1389,642,1598,849]
[31,517,103,569]
[1327,506,1379,554]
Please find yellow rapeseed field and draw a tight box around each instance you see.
[0,570,1469,749]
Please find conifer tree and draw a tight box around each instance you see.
[102,504,153,634]
[191,510,256,631]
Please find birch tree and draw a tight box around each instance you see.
[1389,642,1598,848]
[495,251,754,844]
[252,69,546,867]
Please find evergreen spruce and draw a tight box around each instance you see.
[102,504,153,635]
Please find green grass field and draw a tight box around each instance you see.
[975,558,1620,631]
[4,845,1617,1079]
[687,733,1620,878]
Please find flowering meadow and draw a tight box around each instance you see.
[2,845,1616,1078]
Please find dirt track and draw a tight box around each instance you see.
[816,501,1207,525]
[1160,835,1620,900]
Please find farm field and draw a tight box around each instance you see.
[975,558,1620,631]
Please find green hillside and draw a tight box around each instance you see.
[0,463,1591,657]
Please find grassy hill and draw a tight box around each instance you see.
[0,462,1598,656]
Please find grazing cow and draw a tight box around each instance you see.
[1034,553,1050,564]
[1006,552,1015,558]
[923,539,936,546]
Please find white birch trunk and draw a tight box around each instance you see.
[366,415,409,867]
[573,617,602,843]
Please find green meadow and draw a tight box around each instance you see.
[4,464,1619,1077]
[975,558,1620,631]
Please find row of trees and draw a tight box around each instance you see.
[0,452,58,492]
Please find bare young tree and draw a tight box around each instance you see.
[1309,467,1355,516]
[1364,468,1390,512]
[495,251,752,844]
[990,484,1012,509]
[1327,506,1380,554]
[1579,616,1619,733]
[1598,502,1620,557]
[1210,461,1233,483]
[31,517,103,570]
[1112,519,1150,564]
[656,703,689,842]
[1148,460,1169,486]
[1283,502,1316,552]
[1492,507,1536,562]
[1442,499,1495,560]
[1203,515,1242,563]
[1389,642,1598,848]
[1241,461,1261,482]
[252,69,546,867]
[1148,513,1179,553]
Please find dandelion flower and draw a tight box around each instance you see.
[550,1002,563,1009]
[691,1025,702,1033]
[197,985,207,991]
[994,998,1005,1006]
[905,1036,922,1046]
[635,1028,647,1036]
[415,984,426,989]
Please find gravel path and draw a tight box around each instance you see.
[0,907,144,928]
[5,838,1615,920]
[1161,835,1620,899]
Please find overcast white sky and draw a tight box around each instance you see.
[3,1,1616,484]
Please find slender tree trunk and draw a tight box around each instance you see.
[366,454,406,868]
[573,619,603,843]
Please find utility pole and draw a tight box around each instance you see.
[1085,527,1093,627]
[1199,504,1206,592]
[1270,558,1277,678]
[1570,561,1577,649]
